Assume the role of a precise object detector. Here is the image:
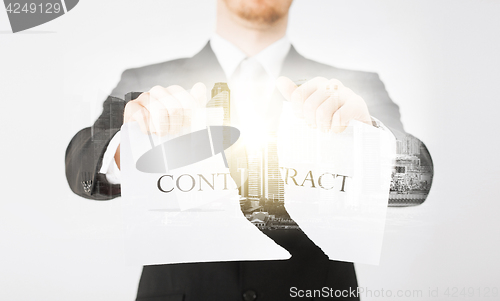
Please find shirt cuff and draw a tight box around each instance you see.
[99,131,121,184]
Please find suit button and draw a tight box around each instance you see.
[242,289,257,301]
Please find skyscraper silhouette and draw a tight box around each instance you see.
[207,83,285,215]
[266,132,284,202]
[207,82,230,125]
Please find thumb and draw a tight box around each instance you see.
[276,76,298,101]
[190,82,207,107]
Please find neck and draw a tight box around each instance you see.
[216,1,288,57]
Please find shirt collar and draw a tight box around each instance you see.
[210,33,291,79]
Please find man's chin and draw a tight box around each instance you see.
[224,0,291,26]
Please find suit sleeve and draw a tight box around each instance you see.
[363,72,434,204]
[65,69,139,200]
[357,72,406,140]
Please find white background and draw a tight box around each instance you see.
[1,0,499,300]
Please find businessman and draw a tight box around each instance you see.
[66,0,432,300]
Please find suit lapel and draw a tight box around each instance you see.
[280,45,311,80]
[181,42,227,92]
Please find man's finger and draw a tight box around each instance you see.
[315,91,346,132]
[331,101,356,133]
[124,92,149,123]
[166,85,196,110]
[149,85,170,100]
[314,83,352,130]
[190,82,207,108]
[136,92,166,135]
[166,85,197,128]
[291,77,329,118]
[124,99,151,134]
[147,98,170,136]
[159,95,184,134]
[303,85,334,127]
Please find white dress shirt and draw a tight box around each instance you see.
[100,34,292,184]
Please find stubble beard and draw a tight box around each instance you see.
[223,0,291,27]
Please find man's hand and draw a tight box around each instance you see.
[276,76,372,133]
[114,82,207,169]
[123,82,207,136]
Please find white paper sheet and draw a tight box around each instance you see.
[277,102,395,265]
[120,122,290,265]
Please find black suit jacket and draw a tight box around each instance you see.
[65,42,428,300]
